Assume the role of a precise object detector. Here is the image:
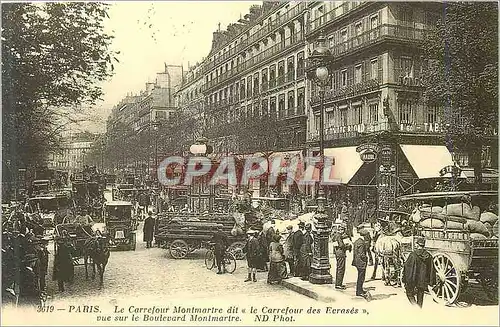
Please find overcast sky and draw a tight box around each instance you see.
[80,1,259,133]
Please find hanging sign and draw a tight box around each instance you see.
[360,150,378,163]
[440,165,462,178]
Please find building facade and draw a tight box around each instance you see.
[305,1,498,207]
[48,141,93,173]
[201,1,309,155]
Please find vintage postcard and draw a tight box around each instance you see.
[1,1,498,326]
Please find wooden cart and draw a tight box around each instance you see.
[154,212,246,259]
[397,191,498,305]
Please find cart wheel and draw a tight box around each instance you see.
[429,253,461,306]
[228,241,246,260]
[223,251,237,274]
[169,239,188,259]
[205,250,215,270]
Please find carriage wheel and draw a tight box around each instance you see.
[429,253,461,306]
[228,241,246,260]
[169,240,188,259]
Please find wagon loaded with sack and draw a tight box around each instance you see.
[397,190,498,305]
[154,212,247,259]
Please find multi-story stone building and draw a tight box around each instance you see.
[202,1,309,155]
[305,1,497,206]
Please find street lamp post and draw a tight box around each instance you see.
[306,32,333,284]
[152,121,161,186]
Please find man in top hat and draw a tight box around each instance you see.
[299,223,314,281]
[283,225,295,276]
[143,211,155,249]
[402,236,433,308]
[292,221,305,277]
[352,225,369,298]
[333,223,351,290]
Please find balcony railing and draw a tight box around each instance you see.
[312,79,380,105]
[205,33,304,91]
[330,24,424,58]
[203,2,307,74]
[308,1,367,34]
[307,121,390,141]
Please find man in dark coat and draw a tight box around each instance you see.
[352,226,369,297]
[143,212,155,248]
[402,236,434,308]
[212,226,229,274]
[243,230,260,282]
[257,230,269,271]
[333,223,351,289]
[52,231,74,292]
[292,221,304,277]
[299,223,314,281]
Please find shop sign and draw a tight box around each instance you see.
[356,143,380,153]
[440,165,462,177]
[360,150,377,163]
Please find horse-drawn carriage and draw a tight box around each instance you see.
[53,223,110,287]
[104,201,137,251]
[396,190,498,305]
[154,212,246,259]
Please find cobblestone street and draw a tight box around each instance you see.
[2,223,498,326]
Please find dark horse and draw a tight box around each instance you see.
[83,231,110,288]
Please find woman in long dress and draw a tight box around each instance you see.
[267,234,286,284]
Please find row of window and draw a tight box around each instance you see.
[208,87,306,125]
[208,51,305,104]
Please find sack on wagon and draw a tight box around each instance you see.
[480,211,498,225]
[493,220,498,237]
[465,219,489,236]
[445,220,466,230]
[419,219,444,229]
[420,206,443,214]
[442,203,480,220]
[470,233,488,241]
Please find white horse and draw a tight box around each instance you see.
[373,222,404,286]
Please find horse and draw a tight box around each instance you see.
[83,231,110,288]
[372,221,404,286]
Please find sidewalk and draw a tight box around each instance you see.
[280,245,395,303]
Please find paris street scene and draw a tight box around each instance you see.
[1,1,499,326]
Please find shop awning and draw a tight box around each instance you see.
[399,145,467,179]
[321,146,365,184]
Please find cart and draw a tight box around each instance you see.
[154,212,246,259]
[104,201,137,251]
[397,190,498,305]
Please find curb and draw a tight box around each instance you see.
[281,278,336,303]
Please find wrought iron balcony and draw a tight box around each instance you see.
[311,79,380,106]
[330,24,425,58]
